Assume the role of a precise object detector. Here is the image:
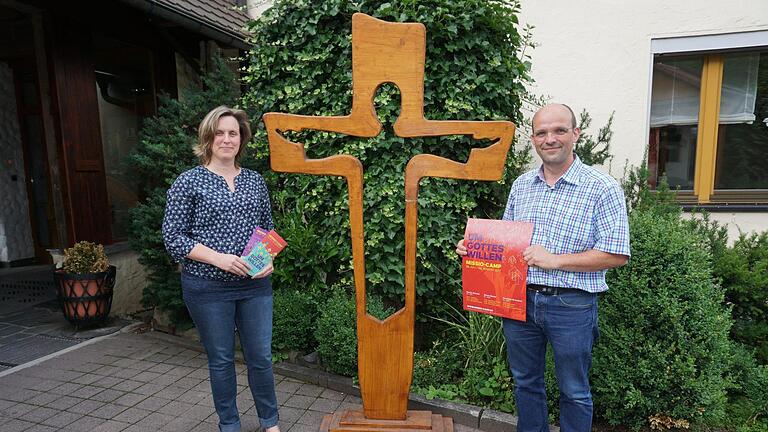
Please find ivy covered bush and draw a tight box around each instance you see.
[243,0,531,317]
[128,58,247,324]
[269,194,345,295]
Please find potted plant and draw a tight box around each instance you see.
[53,241,116,327]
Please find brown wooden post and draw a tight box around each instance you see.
[265,13,515,432]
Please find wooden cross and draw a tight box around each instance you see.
[264,13,515,432]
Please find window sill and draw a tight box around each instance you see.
[681,203,768,212]
[653,190,768,211]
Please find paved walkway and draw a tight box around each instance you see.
[0,303,130,373]
[0,264,131,373]
[0,326,483,432]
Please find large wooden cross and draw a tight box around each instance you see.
[264,13,515,432]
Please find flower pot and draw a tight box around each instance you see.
[54,265,116,327]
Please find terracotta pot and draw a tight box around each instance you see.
[54,265,116,327]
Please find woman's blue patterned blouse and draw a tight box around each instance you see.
[162,166,274,281]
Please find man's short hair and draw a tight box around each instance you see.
[560,103,578,129]
[533,103,578,129]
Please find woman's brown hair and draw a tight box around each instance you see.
[194,106,252,167]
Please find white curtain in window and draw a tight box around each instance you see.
[720,53,759,124]
[650,53,759,127]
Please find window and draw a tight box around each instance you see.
[648,32,768,204]
[93,35,156,239]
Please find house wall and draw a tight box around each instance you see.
[246,0,272,19]
[518,0,768,239]
[0,62,35,263]
[106,248,149,316]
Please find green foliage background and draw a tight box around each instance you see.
[314,290,394,376]
[272,288,320,352]
[595,204,732,427]
[243,0,531,317]
[718,232,768,364]
[690,214,768,366]
[573,109,614,167]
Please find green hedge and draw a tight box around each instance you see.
[314,289,393,376]
[725,343,768,431]
[688,214,768,365]
[593,197,732,429]
[718,232,768,364]
[272,288,319,353]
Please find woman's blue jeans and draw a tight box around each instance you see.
[502,288,599,432]
[186,293,279,432]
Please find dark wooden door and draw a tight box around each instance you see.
[14,62,59,263]
[48,16,112,246]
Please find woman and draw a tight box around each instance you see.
[163,106,280,432]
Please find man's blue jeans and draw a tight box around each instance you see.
[503,288,599,432]
[186,294,279,432]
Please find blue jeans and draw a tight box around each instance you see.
[503,288,599,432]
[186,293,279,432]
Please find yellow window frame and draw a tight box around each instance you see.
[693,54,723,203]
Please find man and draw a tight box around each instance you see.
[456,103,630,432]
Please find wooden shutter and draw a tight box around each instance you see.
[48,16,112,245]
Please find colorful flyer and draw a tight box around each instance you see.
[461,218,534,321]
[261,230,287,256]
[242,227,270,255]
[240,227,287,276]
[242,242,272,277]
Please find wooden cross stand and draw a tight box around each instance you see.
[265,12,515,432]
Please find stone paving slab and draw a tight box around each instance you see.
[0,328,354,431]
[0,265,57,315]
[0,288,131,370]
[0,326,499,432]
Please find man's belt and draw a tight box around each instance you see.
[526,284,582,296]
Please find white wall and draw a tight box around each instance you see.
[519,0,768,171]
[0,62,35,263]
[246,0,272,19]
[693,212,768,242]
[519,0,768,236]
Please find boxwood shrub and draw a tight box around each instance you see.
[272,288,320,353]
[315,289,393,376]
[593,203,732,429]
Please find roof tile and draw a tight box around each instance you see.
[152,0,249,37]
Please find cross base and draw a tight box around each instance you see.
[320,410,454,432]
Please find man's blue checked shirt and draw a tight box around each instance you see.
[503,156,630,293]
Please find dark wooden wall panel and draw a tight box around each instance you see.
[47,15,112,246]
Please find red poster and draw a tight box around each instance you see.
[462,218,534,321]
